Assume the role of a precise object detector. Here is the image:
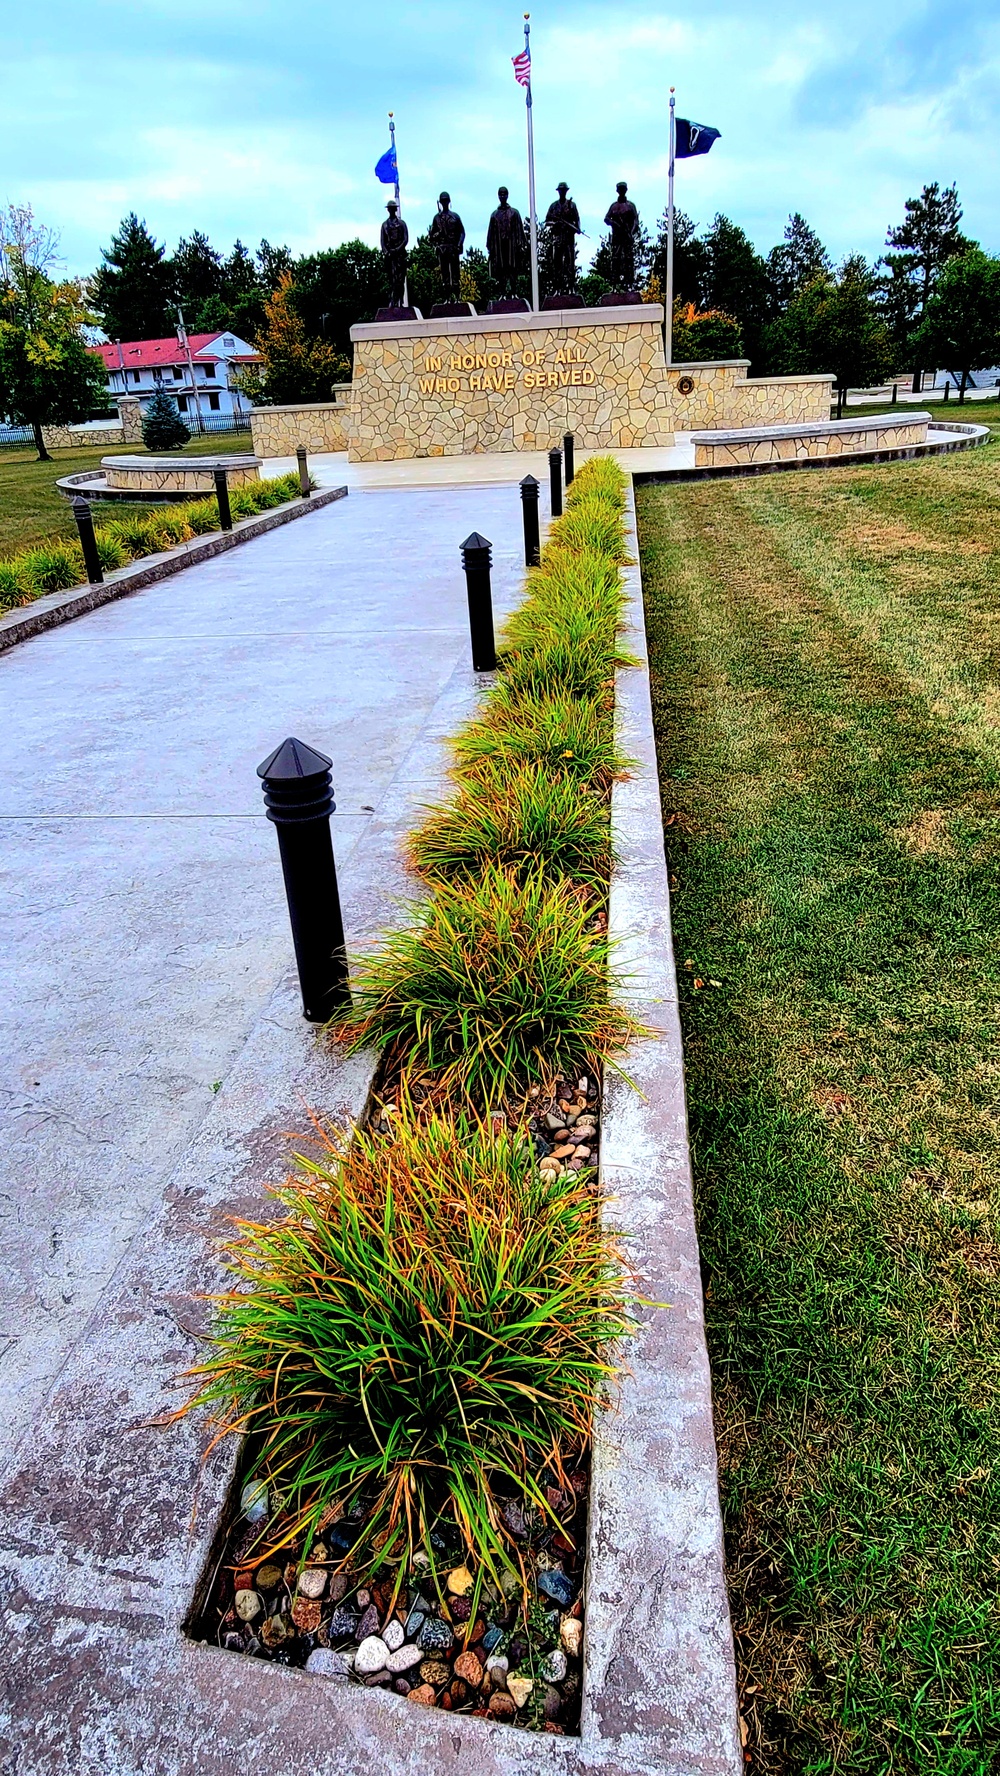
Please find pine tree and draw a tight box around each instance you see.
[91,214,174,340]
[767,214,831,311]
[141,387,191,450]
[885,183,973,314]
[172,230,224,319]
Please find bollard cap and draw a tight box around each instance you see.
[257,736,332,782]
[520,473,539,491]
[460,531,492,562]
[258,737,334,823]
[548,446,562,460]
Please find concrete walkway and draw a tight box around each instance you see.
[0,482,528,1466]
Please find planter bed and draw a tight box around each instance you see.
[0,475,739,1776]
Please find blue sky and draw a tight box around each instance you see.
[3,0,998,280]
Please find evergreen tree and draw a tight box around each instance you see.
[774,255,892,409]
[0,204,109,460]
[172,230,224,319]
[701,215,771,366]
[767,213,831,311]
[220,240,265,340]
[915,249,1000,400]
[90,213,174,340]
[884,182,973,315]
[293,240,388,354]
[256,239,295,290]
[141,387,190,450]
[648,209,707,308]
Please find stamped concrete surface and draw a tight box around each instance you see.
[0,483,527,1469]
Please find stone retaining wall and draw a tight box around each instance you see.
[693,414,928,467]
[667,360,833,429]
[40,396,145,453]
[250,401,351,456]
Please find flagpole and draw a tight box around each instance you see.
[388,111,409,307]
[524,13,540,311]
[665,88,676,364]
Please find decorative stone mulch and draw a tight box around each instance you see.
[189,1069,602,1734]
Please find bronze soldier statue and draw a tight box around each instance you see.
[544,182,581,296]
[486,187,526,297]
[380,200,409,308]
[428,192,465,302]
[604,182,640,292]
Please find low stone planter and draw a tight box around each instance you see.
[0,488,740,1773]
[692,409,930,466]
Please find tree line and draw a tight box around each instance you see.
[2,184,998,458]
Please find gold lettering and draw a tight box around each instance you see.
[470,374,481,391]
[505,371,515,389]
[582,368,595,384]
[571,367,582,385]
[487,351,500,368]
[502,351,513,367]
[523,370,535,390]
[419,376,436,394]
[450,354,462,370]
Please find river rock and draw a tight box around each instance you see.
[297,1567,327,1599]
[506,1674,534,1710]
[385,1642,422,1673]
[329,1604,358,1638]
[539,1648,567,1683]
[447,1564,474,1596]
[240,1480,268,1523]
[537,1568,575,1608]
[560,1615,582,1657]
[356,1603,380,1640]
[419,1659,451,1687]
[354,1635,390,1675]
[489,1691,517,1719]
[453,1651,483,1688]
[234,1589,261,1622]
[305,1648,351,1680]
[255,1563,283,1592]
[418,1616,453,1653]
[383,1618,405,1653]
[408,1684,437,1706]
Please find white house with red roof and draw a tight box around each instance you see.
[91,330,261,426]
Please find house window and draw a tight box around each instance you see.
[173,366,183,380]
[208,393,220,411]
[202,363,216,378]
[178,396,188,413]
[133,370,141,384]
[222,336,234,349]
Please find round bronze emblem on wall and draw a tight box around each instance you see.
[676,375,695,396]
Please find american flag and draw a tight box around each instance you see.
[512,46,531,86]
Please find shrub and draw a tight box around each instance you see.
[141,388,191,451]
[185,1110,632,1572]
[409,761,613,888]
[342,863,638,1105]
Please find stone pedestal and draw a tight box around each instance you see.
[348,305,674,461]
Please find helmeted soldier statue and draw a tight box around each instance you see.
[429,192,466,302]
[604,181,640,291]
[544,182,581,296]
[380,200,409,308]
[486,187,526,297]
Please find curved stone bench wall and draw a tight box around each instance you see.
[102,454,261,495]
[692,412,930,467]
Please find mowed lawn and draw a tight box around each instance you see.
[0,429,253,558]
[638,422,1000,1775]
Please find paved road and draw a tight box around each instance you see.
[0,483,526,1461]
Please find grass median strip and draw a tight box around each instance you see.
[638,438,1000,1775]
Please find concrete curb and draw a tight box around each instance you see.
[0,485,349,655]
[0,487,740,1774]
[634,420,989,485]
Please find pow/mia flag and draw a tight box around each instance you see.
[675,118,720,158]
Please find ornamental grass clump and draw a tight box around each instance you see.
[452,689,627,794]
[186,1111,632,1573]
[0,560,30,611]
[342,863,637,1106]
[409,760,613,888]
[16,540,83,593]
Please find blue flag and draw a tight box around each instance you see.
[675,118,720,159]
[375,143,398,183]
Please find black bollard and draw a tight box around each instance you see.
[214,467,232,531]
[257,738,350,1020]
[891,383,898,405]
[70,496,103,585]
[460,532,496,672]
[943,381,950,403]
[520,474,540,567]
[563,431,575,486]
[549,447,563,517]
[296,445,311,498]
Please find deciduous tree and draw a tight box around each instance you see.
[0,204,108,460]
[915,249,1000,400]
[237,272,349,405]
